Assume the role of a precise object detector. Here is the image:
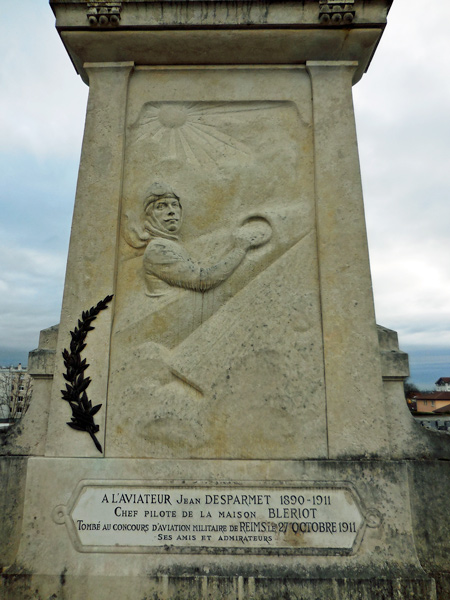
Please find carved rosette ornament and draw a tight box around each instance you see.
[319,0,355,25]
[87,2,122,27]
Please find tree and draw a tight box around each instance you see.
[0,367,33,421]
[404,378,420,399]
[403,378,420,414]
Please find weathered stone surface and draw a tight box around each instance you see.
[0,457,27,568]
[307,60,390,459]
[0,574,437,600]
[3,0,450,597]
[408,461,450,576]
[44,62,134,458]
[104,66,327,459]
[5,457,448,597]
[39,58,405,461]
[378,325,410,380]
[8,459,430,582]
[28,324,58,378]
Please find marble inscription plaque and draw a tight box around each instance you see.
[54,482,365,554]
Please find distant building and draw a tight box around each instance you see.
[410,377,450,415]
[0,364,33,422]
[0,400,10,430]
[435,377,450,392]
[414,392,450,415]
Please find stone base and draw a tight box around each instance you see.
[2,457,449,599]
[0,574,437,600]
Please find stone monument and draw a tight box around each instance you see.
[2,1,450,598]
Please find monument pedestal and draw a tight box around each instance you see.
[2,1,450,598]
[2,457,439,599]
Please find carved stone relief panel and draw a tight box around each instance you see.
[106,67,327,459]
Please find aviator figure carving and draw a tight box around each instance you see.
[129,183,272,297]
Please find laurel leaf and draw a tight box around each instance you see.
[90,404,102,417]
[67,422,85,432]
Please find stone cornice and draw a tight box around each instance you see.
[50,0,394,85]
[51,0,392,27]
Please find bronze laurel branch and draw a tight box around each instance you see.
[61,294,113,453]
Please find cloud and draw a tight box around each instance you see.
[0,241,66,350]
[0,152,76,243]
[352,0,450,366]
[0,2,88,159]
[405,346,450,390]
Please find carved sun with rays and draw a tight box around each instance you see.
[129,101,281,165]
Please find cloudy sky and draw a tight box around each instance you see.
[1,0,449,388]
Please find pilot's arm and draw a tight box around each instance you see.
[144,237,248,292]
